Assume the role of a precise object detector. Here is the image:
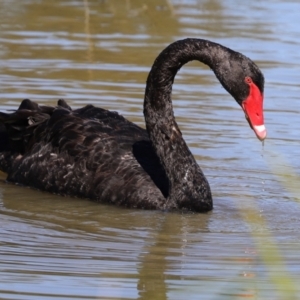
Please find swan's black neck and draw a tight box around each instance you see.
[143,38,230,211]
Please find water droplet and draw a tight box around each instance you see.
[261,140,266,195]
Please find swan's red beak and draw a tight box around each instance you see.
[242,78,266,141]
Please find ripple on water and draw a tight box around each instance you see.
[1,0,300,299]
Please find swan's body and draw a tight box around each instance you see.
[0,39,266,212]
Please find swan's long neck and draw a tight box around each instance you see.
[144,39,226,211]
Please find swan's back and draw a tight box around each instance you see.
[0,99,169,209]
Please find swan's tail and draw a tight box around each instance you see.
[0,98,71,173]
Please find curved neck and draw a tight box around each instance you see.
[143,39,225,211]
[144,39,228,121]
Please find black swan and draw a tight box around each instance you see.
[0,38,266,212]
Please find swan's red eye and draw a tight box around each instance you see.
[245,77,253,84]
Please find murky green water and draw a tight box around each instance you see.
[1,1,300,299]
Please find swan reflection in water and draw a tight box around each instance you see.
[0,38,266,212]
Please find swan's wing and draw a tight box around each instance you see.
[0,99,147,157]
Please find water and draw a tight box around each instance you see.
[0,1,300,299]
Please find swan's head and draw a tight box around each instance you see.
[214,52,266,141]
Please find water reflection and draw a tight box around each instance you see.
[1,0,300,299]
[0,183,212,299]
